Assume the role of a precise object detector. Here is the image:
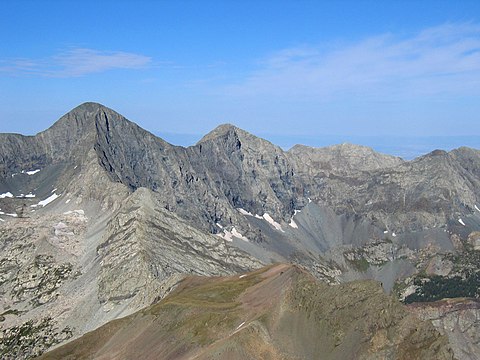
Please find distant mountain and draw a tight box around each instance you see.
[1,102,479,359]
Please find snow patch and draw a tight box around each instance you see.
[392,232,397,237]
[218,226,249,242]
[239,274,247,279]
[458,218,466,226]
[263,213,284,232]
[383,230,389,234]
[0,192,14,199]
[475,205,480,212]
[216,223,223,229]
[254,214,263,219]
[51,188,57,193]
[237,208,253,216]
[308,197,312,203]
[33,193,60,207]
[23,169,40,175]
[231,227,249,241]
[25,193,35,198]
[65,199,71,204]
[6,213,17,217]
[0,211,4,215]
[294,210,301,215]
[0,218,4,222]
[289,219,298,229]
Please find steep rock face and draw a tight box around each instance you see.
[0,102,99,178]
[39,264,453,360]
[192,124,300,220]
[293,148,480,234]
[408,299,480,360]
[97,188,263,307]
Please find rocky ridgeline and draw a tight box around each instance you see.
[408,299,480,360]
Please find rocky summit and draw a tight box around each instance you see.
[1,102,479,359]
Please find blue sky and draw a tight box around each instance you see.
[1,1,479,158]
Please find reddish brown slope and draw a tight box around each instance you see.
[38,264,453,360]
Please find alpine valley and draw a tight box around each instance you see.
[1,103,479,359]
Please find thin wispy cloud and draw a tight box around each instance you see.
[226,23,480,101]
[0,48,151,77]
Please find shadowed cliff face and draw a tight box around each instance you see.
[2,102,479,238]
[38,264,454,360]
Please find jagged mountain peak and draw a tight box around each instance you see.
[196,123,279,150]
[197,123,242,143]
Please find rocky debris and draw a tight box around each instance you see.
[12,255,73,307]
[425,256,454,277]
[0,317,72,360]
[408,299,480,360]
[467,231,480,250]
[343,240,410,269]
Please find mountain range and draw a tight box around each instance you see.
[1,103,479,359]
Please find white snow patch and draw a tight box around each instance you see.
[65,199,71,204]
[36,193,60,207]
[6,213,17,217]
[231,227,249,241]
[475,205,480,212]
[218,232,233,242]
[0,218,4,222]
[239,274,247,279]
[294,210,301,215]
[25,193,35,198]
[289,219,298,229]
[254,214,263,219]
[0,192,14,199]
[216,223,224,229]
[218,226,249,242]
[262,213,284,232]
[384,230,389,234]
[0,211,4,215]
[51,188,57,193]
[237,208,253,216]
[459,218,466,226]
[308,197,312,203]
[235,321,246,330]
[16,194,24,198]
[23,169,40,175]
[392,232,397,237]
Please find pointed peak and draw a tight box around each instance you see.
[67,102,117,117]
[197,123,250,144]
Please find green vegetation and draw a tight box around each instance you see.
[404,273,480,304]
[347,257,370,272]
